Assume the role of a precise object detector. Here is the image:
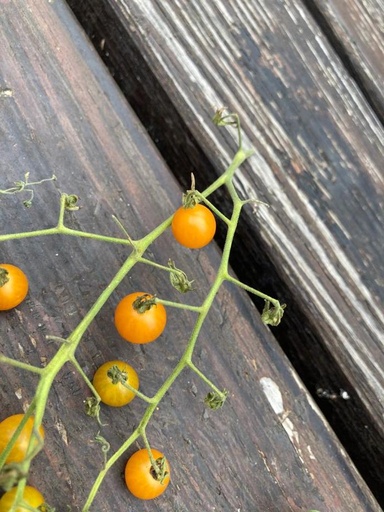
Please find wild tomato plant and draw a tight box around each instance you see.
[0,111,285,510]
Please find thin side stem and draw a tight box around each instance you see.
[0,355,43,375]
[141,430,160,478]
[70,357,100,399]
[187,360,223,395]
[194,192,231,225]
[224,274,280,306]
[155,298,203,313]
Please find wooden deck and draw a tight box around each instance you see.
[1,1,383,511]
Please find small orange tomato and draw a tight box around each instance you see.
[171,203,216,249]
[0,414,45,464]
[92,360,139,407]
[0,264,29,310]
[124,448,170,500]
[114,292,167,344]
[0,485,45,512]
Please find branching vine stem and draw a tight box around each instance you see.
[0,112,284,511]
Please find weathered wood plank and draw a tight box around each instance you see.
[0,1,382,512]
[65,0,384,503]
[308,0,384,120]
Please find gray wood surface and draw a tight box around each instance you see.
[65,0,384,504]
[1,1,382,512]
[305,0,384,119]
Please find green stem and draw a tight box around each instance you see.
[0,227,59,242]
[138,257,176,273]
[46,335,71,345]
[194,192,231,225]
[140,430,160,478]
[0,355,43,375]
[224,274,280,306]
[127,388,155,405]
[187,361,223,395]
[56,193,67,228]
[0,225,134,246]
[57,226,135,246]
[70,357,100,399]
[155,298,202,313]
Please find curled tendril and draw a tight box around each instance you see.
[204,390,228,410]
[64,194,80,211]
[0,172,56,207]
[94,433,110,468]
[261,300,286,326]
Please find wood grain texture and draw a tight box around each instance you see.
[1,1,381,511]
[65,0,384,503]
[0,0,380,512]
[306,0,384,120]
